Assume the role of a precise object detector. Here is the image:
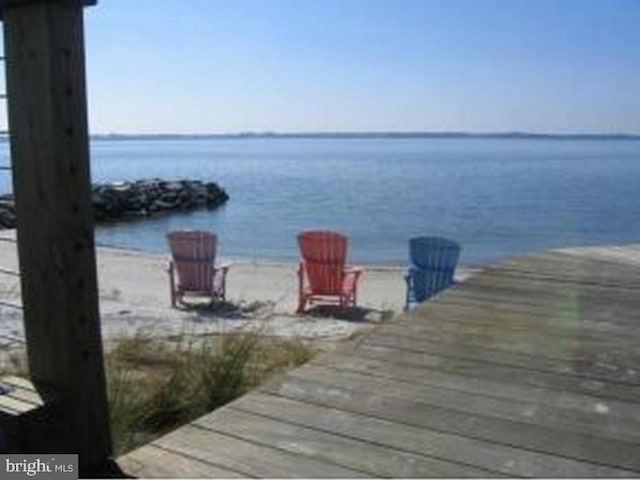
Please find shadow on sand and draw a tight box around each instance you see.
[171,300,259,319]
[302,304,394,323]
[171,299,395,324]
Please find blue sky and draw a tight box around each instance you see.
[84,0,640,134]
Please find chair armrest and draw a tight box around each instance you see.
[344,266,364,282]
[344,265,364,275]
[343,265,363,285]
[216,261,232,272]
[342,265,363,295]
[407,264,424,273]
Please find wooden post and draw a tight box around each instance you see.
[0,0,113,473]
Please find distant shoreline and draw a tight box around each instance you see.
[89,132,640,142]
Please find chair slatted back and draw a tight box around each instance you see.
[167,230,217,291]
[409,236,461,302]
[298,230,347,295]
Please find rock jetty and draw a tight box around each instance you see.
[0,178,229,228]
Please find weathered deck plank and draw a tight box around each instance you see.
[230,393,635,478]
[0,375,43,415]
[275,364,640,443]
[372,318,640,356]
[152,424,369,478]
[360,334,640,385]
[400,300,640,334]
[118,244,640,477]
[118,445,248,478]
[314,350,640,403]
[259,366,640,471]
[194,407,500,477]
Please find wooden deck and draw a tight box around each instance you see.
[118,245,640,478]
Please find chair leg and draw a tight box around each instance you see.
[296,292,307,313]
[296,263,306,313]
[404,274,411,311]
[169,263,177,308]
[212,286,225,304]
[404,287,410,311]
[220,267,229,302]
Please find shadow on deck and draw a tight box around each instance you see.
[118,245,640,478]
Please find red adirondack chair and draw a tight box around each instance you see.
[166,230,230,307]
[296,230,364,313]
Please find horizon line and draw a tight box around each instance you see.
[90,130,640,140]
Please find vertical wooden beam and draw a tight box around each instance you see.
[1,0,112,472]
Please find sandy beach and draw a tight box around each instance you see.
[0,229,478,365]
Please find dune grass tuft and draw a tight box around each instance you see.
[0,329,316,456]
[105,331,316,455]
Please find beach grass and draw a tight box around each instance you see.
[105,330,316,455]
[0,329,316,456]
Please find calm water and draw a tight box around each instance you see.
[3,137,639,266]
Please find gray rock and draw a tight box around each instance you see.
[0,178,229,229]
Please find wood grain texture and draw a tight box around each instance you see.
[119,245,640,477]
[2,1,111,469]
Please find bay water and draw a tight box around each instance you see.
[3,137,639,266]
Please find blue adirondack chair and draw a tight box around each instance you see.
[404,236,461,310]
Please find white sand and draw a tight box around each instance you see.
[0,229,479,363]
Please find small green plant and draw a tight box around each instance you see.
[199,332,261,410]
[0,329,316,456]
[106,361,148,454]
[105,330,316,455]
